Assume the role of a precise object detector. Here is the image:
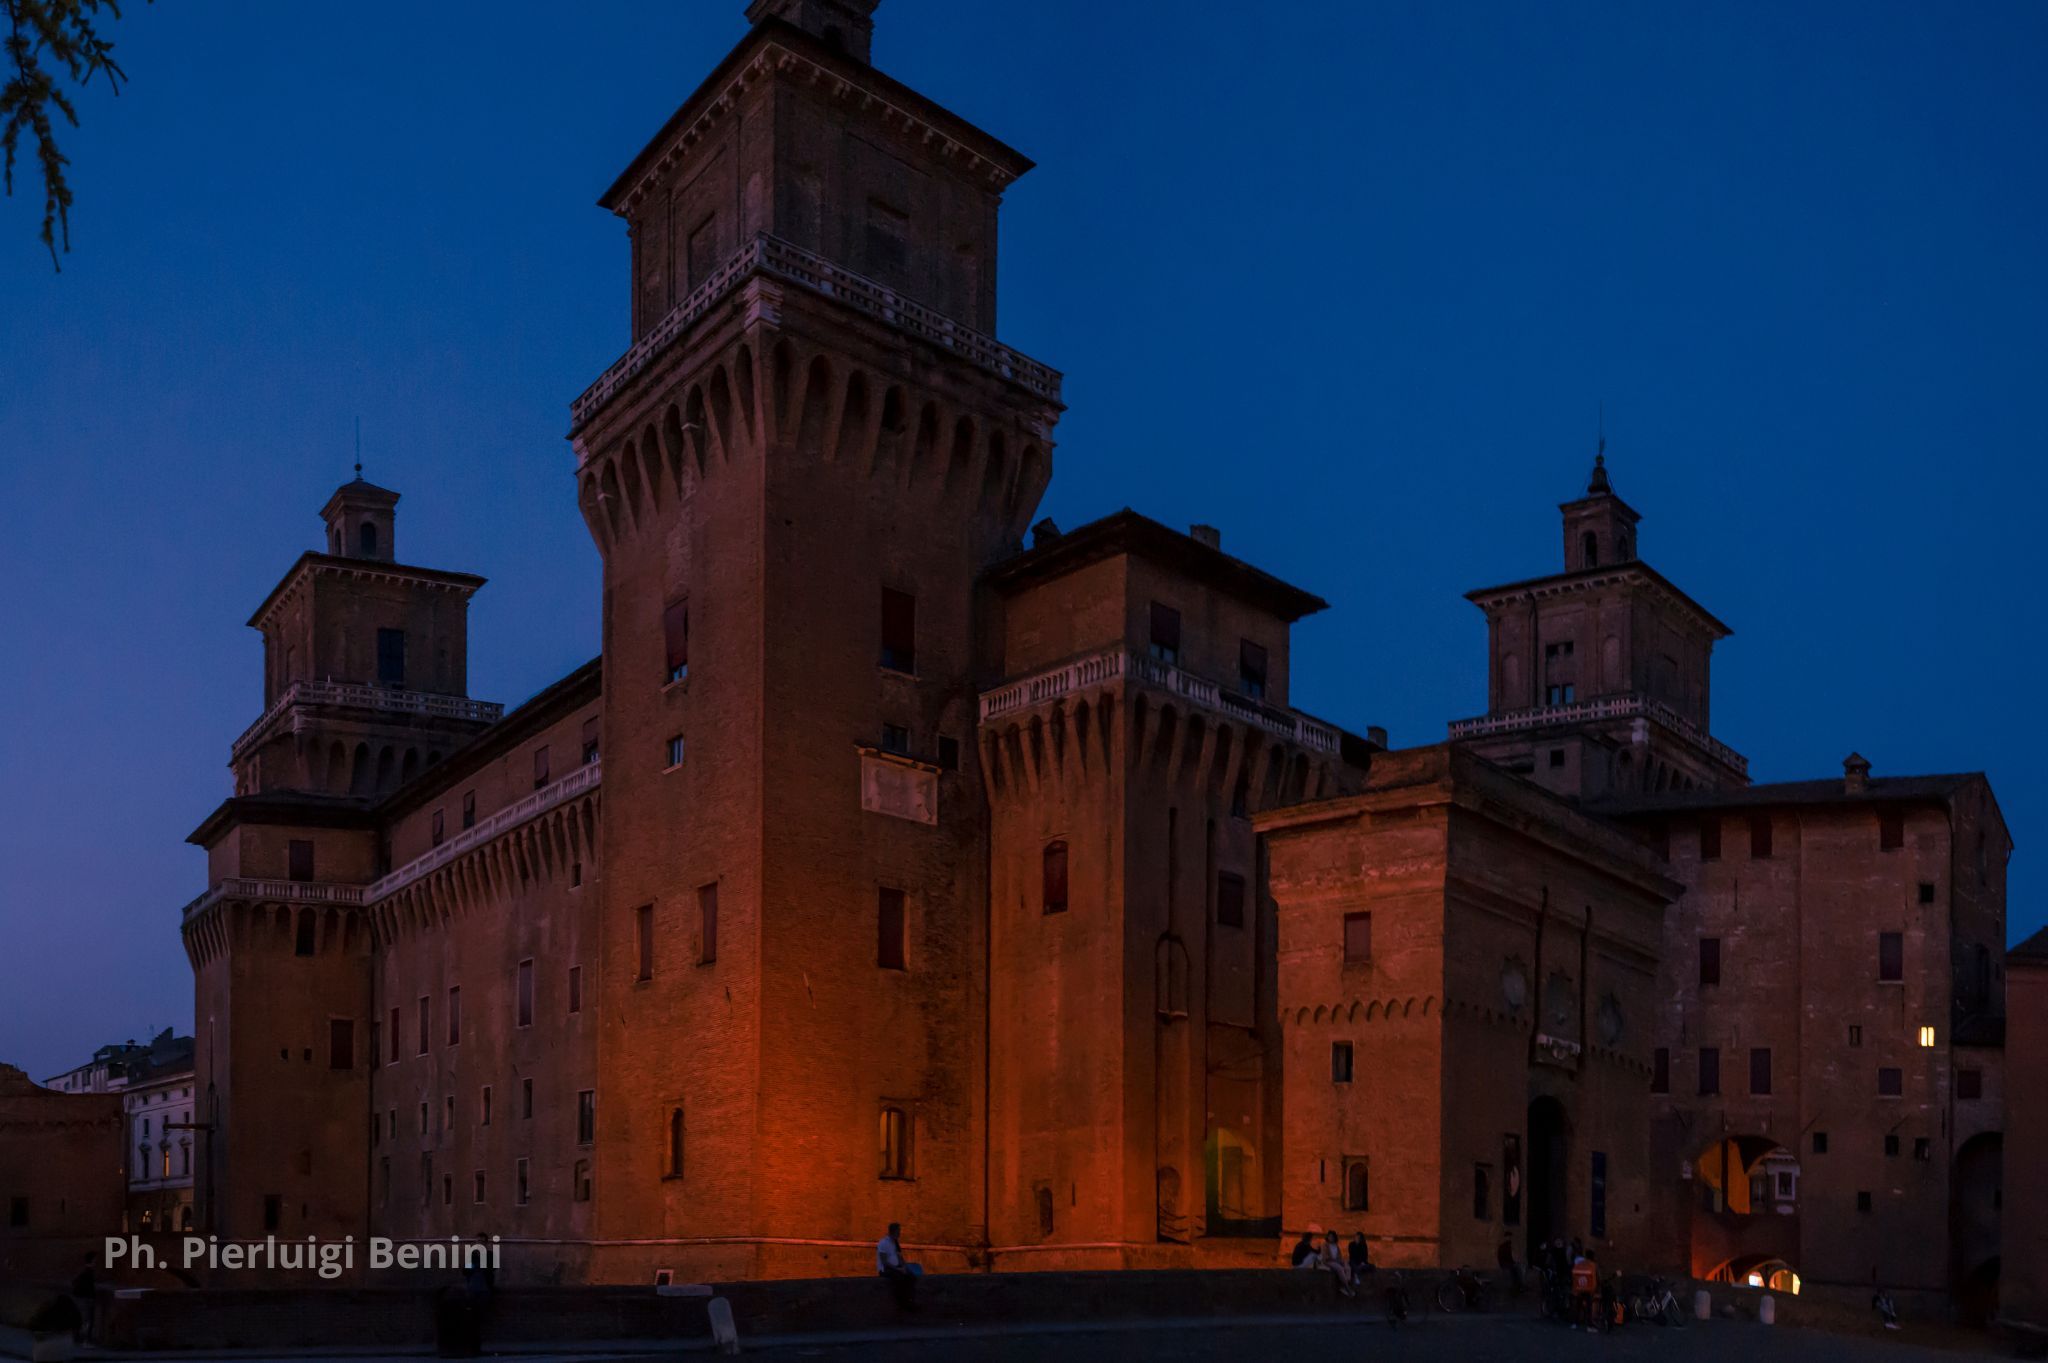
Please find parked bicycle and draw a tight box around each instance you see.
[1436,1266,1491,1313]
[1629,1276,1687,1327]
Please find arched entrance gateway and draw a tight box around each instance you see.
[1690,1134,1800,1290]
[1952,1131,2002,1324]
[1526,1096,1570,1249]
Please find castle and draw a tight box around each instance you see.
[177,0,2010,1305]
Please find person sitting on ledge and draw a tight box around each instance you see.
[1291,1229,1321,1268]
[1348,1232,1373,1279]
[877,1222,920,1311]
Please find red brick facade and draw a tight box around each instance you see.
[172,0,2024,1310]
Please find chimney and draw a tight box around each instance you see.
[1189,524,1222,549]
[1366,725,1390,749]
[1843,752,1871,794]
[1030,518,1060,548]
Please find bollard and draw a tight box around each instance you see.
[1695,1288,1712,1321]
[708,1295,740,1355]
[1759,1294,1775,1325]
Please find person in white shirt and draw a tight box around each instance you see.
[877,1222,918,1310]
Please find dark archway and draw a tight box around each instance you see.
[1953,1132,2002,1324]
[1527,1095,1569,1248]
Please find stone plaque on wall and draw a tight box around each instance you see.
[860,750,937,826]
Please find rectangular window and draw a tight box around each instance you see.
[1474,1164,1491,1221]
[481,1086,492,1126]
[1216,872,1246,929]
[1343,1158,1369,1212]
[879,1104,913,1180]
[295,909,316,956]
[388,1007,400,1063]
[444,1095,454,1131]
[1698,817,1722,862]
[568,965,583,1014]
[574,1159,592,1202]
[1651,1047,1670,1094]
[7,1197,27,1228]
[461,790,476,830]
[1878,1066,1903,1097]
[1812,1131,1828,1155]
[472,1171,486,1205]
[1698,1046,1720,1096]
[1343,911,1373,964]
[1749,813,1772,859]
[1857,1190,1872,1213]
[937,736,960,771]
[636,905,654,981]
[517,959,534,1026]
[516,1158,530,1206]
[1958,1068,1983,1100]
[1699,936,1721,986]
[1919,1024,1936,1047]
[1238,640,1268,700]
[880,723,910,755]
[1879,932,1904,982]
[446,986,461,1045]
[419,1102,428,1135]
[582,715,600,765]
[880,588,917,673]
[431,809,445,848]
[1750,1047,1772,1096]
[1885,1134,1900,1156]
[329,1019,354,1070]
[417,997,430,1055]
[521,1078,533,1120]
[262,1194,282,1232]
[1590,1151,1608,1238]
[1914,1137,1931,1161]
[1331,1041,1354,1083]
[698,883,719,964]
[1849,1024,1863,1047]
[376,628,407,687]
[577,1090,596,1145]
[288,839,315,883]
[877,888,907,971]
[666,735,686,768]
[1148,601,1181,664]
[1918,881,1935,905]
[1042,842,1069,915]
[1880,810,1905,851]
[370,1016,381,1069]
[664,598,689,683]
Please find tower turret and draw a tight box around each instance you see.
[321,475,398,562]
[744,0,878,62]
[1561,452,1640,571]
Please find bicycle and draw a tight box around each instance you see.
[1436,1266,1491,1313]
[1629,1277,1686,1327]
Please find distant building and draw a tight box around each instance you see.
[44,1029,198,1234]
[0,1065,123,1283]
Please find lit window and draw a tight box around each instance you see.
[1918,1025,1935,1048]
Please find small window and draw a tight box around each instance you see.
[1812,1131,1828,1155]
[937,736,960,771]
[359,520,380,557]
[1238,640,1268,699]
[1958,1069,1983,1100]
[574,1159,592,1202]
[447,986,461,1045]
[577,1090,595,1145]
[481,1086,492,1126]
[262,1194,282,1232]
[1042,841,1069,915]
[1699,936,1721,986]
[568,965,583,1015]
[1878,1066,1903,1097]
[1750,1047,1772,1096]
[1879,932,1904,982]
[636,905,654,981]
[473,1171,486,1205]
[1918,1024,1936,1048]
[1474,1164,1491,1221]
[880,723,911,755]
[388,1007,400,1063]
[328,1019,354,1071]
[1148,601,1181,664]
[1331,1041,1354,1083]
[666,735,686,769]
[1917,881,1935,905]
[582,715,600,765]
[1698,1046,1720,1096]
[1849,1024,1863,1047]
[1913,1137,1931,1162]
[1343,912,1372,964]
[1698,817,1722,862]
[431,809,445,848]
[1216,872,1246,929]
[1036,1185,1055,1236]
[1857,1190,1872,1213]
[698,883,719,964]
[521,1078,533,1119]
[880,588,916,673]
[1749,814,1772,859]
[533,745,551,790]
[517,959,534,1027]
[288,839,316,884]
[376,628,406,687]
[880,1104,912,1179]
[1651,1047,1670,1094]
[516,1157,530,1205]
[1548,748,1566,768]
[1879,810,1905,851]
[877,888,907,971]
[294,908,317,957]
[1343,1159,1369,1212]
[664,598,689,684]
[1885,1133,1900,1157]
[417,997,430,1055]
[461,790,476,830]
[666,1106,684,1179]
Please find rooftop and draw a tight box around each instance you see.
[1596,771,1984,817]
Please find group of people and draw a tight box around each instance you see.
[1533,1236,1616,1330]
[1289,1228,1374,1297]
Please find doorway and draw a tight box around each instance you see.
[1527,1095,1569,1247]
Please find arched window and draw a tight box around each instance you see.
[1345,1159,1370,1212]
[358,520,379,556]
[1582,531,1598,568]
[879,1105,912,1180]
[665,1106,684,1179]
[1041,840,1069,915]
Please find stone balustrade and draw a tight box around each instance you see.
[231,681,503,762]
[180,877,365,922]
[570,233,1063,434]
[1448,694,1747,775]
[980,647,1340,755]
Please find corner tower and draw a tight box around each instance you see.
[570,2,1062,1279]
[1449,456,1747,799]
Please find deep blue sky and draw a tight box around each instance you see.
[2,2,2041,1078]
